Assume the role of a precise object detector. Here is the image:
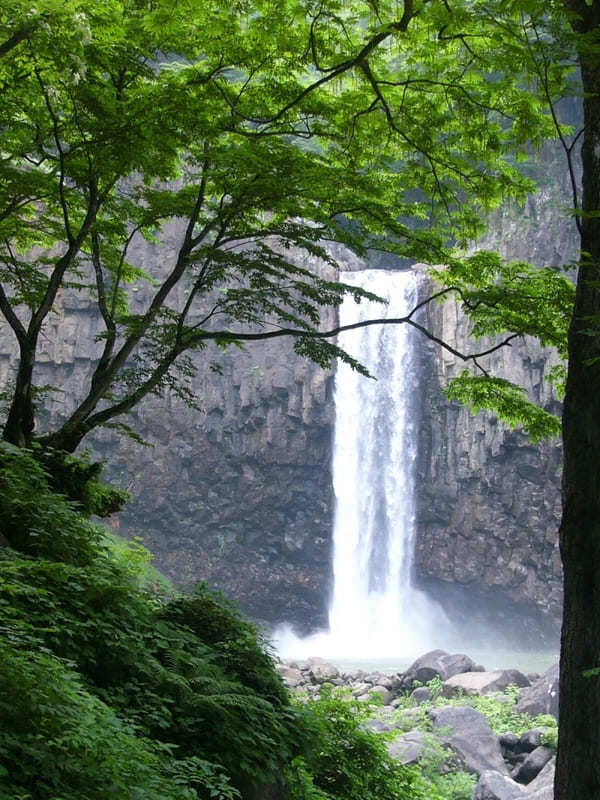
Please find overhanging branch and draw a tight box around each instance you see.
[190,285,523,368]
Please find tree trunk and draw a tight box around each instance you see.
[556,3,600,797]
[2,341,36,447]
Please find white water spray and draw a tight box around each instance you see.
[276,269,451,661]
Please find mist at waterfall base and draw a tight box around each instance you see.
[275,269,460,664]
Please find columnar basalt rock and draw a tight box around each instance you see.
[414,290,565,641]
[411,161,578,643]
[0,225,343,633]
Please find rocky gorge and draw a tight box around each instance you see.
[276,648,560,800]
[0,142,578,643]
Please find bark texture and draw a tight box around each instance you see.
[556,2,600,796]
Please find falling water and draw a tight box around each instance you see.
[276,268,451,661]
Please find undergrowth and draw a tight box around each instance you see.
[0,443,433,800]
[393,677,557,740]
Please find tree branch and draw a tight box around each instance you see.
[34,66,74,243]
[214,1,418,128]
[0,281,27,344]
[187,288,522,367]
[0,21,37,58]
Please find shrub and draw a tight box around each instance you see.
[0,446,294,799]
[0,645,238,800]
[287,689,439,800]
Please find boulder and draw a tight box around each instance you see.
[369,685,393,705]
[275,664,304,688]
[402,649,484,687]
[365,672,392,689]
[386,731,427,765]
[392,706,426,730]
[499,732,520,756]
[439,651,486,678]
[442,670,530,698]
[302,657,340,682]
[410,686,432,703]
[428,705,507,776]
[364,718,394,733]
[518,729,544,754]
[516,664,559,721]
[473,770,527,800]
[351,682,372,697]
[523,757,555,799]
[512,747,554,785]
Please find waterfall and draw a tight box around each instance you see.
[326,268,447,656]
[276,268,450,661]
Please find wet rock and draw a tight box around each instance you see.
[428,705,507,776]
[275,664,304,687]
[442,669,530,698]
[303,657,340,682]
[364,718,394,733]
[410,686,432,703]
[370,685,393,705]
[522,757,555,799]
[512,746,554,785]
[473,770,527,800]
[499,732,520,756]
[386,731,428,765]
[516,664,559,721]
[402,649,483,687]
[518,728,544,753]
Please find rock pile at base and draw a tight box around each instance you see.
[275,650,559,800]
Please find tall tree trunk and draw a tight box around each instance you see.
[556,3,600,797]
[2,340,36,447]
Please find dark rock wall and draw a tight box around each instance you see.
[412,152,579,641]
[97,338,336,633]
[0,228,343,633]
[415,305,565,641]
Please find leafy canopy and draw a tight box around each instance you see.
[0,0,572,454]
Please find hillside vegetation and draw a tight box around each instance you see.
[0,445,440,800]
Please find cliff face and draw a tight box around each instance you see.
[0,152,578,640]
[415,299,564,641]
[102,338,337,632]
[0,226,346,633]
[412,154,578,642]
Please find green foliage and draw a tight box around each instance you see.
[414,737,476,800]
[431,771,478,800]
[0,441,104,563]
[0,446,293,799]
[540,724,559,750]
[0,646,235,800]
[2,444,482,800]
[162,583,288,705]
[431,250,574,439]
[105,532,174,594]
[34,447,130,516]
[287,689,437,800]
[0,0,575,452]
[394,678,558,739]
[445,373,562,442]
[449,686,537,736]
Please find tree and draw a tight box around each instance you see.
[424,3,600,794]
[554,1,600,797]
[0,0,561,459]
